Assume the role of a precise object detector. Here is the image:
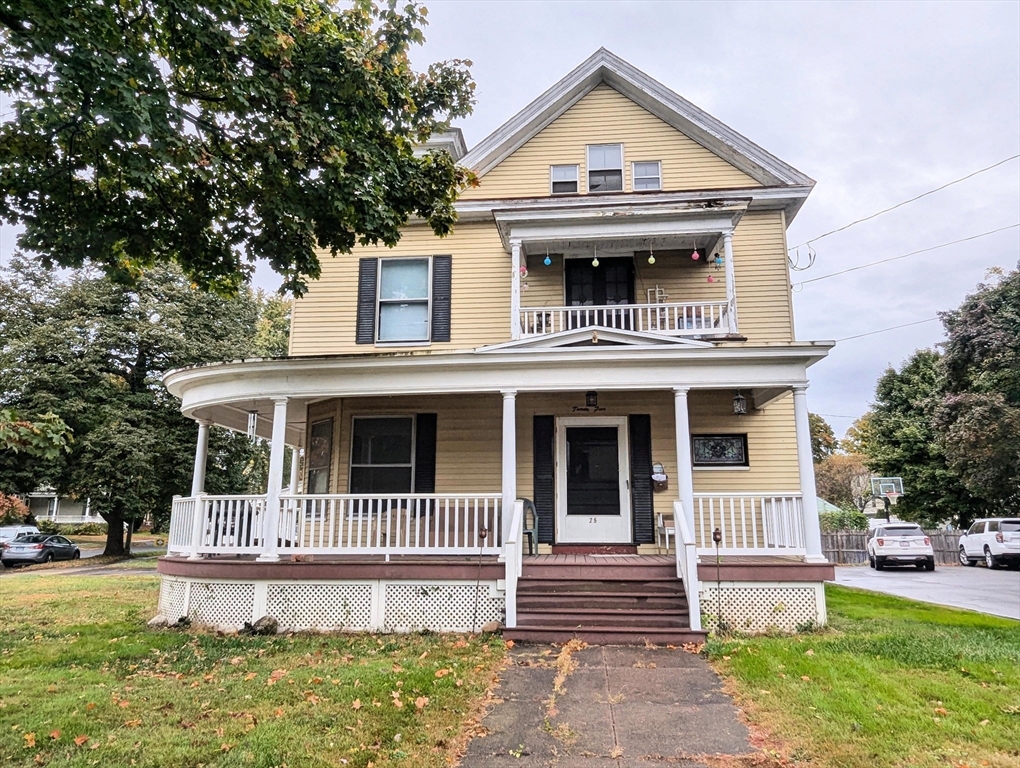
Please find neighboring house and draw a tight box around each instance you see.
[25,490,97,525]
[817,498,842,514]
[158,50,834,640]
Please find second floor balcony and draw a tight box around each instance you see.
[496,197,746,344]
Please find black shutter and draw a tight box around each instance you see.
[355,258,378,345]
[413,413,437,493]
[431,255,452,342]
[533,416,555,544]
[629,415,654,544]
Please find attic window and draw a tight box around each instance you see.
[633,161,662,191]
[587,144,623,193]
[550,165,579,194]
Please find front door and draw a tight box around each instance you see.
[564,257,635,329]
[555,417,632,543]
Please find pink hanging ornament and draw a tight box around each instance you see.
[691,249,700,261]
[707,275,716,283]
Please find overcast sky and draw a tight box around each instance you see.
[410,0,1020,436]
[2,1,1017,437]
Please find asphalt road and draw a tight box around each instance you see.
[0,542,159,576]
[833,564,1020,620]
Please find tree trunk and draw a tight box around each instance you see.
[124,519,134,555]
[101,508,126,556]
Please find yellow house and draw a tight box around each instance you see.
[158,50,835,641]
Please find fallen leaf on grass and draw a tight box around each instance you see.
[49,730,61,740]
[351,699,362,711]
[434,668,451,678]
[220,743,233,752]
[85,703,96,711]
[267,669,288,686]
[274,708,285,718]
[505,640,515,648]
[415,697,429,710]
[118,700,130,708]
[392,698,404,709]
[453,639,468,649]
[801,676,810,681]
[310,676,323,684]
[934,707,948,716]
[244,672,257,681]
[229,657,243,666]
[73,735,89,746]
[123,720,142,728]
[304,691,321,705]
[23,732,36,748]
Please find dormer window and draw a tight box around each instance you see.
[550,164,579,194]
[587,144,623,193]
[633,161,662,191]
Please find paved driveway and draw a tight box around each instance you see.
[833,564,1020,620]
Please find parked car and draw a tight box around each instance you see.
[0,525,40,544]
[0,534,80,567]
[958,518,1020,569]
[867,523,935,571]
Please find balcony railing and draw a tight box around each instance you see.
[168,493,503,559]
[693,493,805,555]
[519,301,731,337]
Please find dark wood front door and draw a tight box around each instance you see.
[564,257,635,329]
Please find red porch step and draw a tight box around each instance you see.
[505,558,708,646]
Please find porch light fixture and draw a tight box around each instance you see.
[732,391,747,416]
[585,391,599,408]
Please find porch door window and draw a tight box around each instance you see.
[307,418,334,493]
[349,416,414,493]
[565,427,621,516]
[564,257,635,329]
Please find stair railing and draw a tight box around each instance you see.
[504,500,525,629]
[673,500,702,632]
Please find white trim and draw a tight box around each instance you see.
[480,325,715,351]
[459,49,814,192]
[555,415,632,544]
[693,466,752,472]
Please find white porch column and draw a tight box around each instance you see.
[673,388,696,537]
[257,397,288,563]
[793,385,827,563]
[501,390,518,543]
[510,239,522,340]
[289,447,300,493]
[722,230,738,335]
[190,420,212,497]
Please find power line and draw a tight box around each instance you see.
[790,154,1020,250]
[793,223,1020,287]
[836,317,940,342]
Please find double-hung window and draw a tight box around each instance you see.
[377,258,430,343]
[587,144,623,193]
[550,164,579,194]
[633,161,662,191]
[349,416,414,493]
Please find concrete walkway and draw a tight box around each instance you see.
[461,644,752,767]
[834,564,1020,620]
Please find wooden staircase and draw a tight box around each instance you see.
[504,556,707,645]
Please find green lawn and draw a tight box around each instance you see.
[709,584,1020,768]
[0,571,506,767]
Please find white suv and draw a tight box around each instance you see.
[0,525,40,544]
[958,518,1020,570]
[868,523,935,571]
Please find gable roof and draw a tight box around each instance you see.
[461,48,813,189]
[476,326,715,352]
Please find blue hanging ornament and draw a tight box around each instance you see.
[544,255,552,266]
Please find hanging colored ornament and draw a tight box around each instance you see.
[648,244,655,265]
[592,245,599,268]
[544,255,552,266]
[707,275,716,283]
[714,254,724,266]
[519,265,528,278]
[691,241,700,260]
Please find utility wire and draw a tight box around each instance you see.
[793,223,1020,287]
[790,154,1020,250]
[836,317,940,342]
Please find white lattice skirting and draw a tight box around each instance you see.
[158,576,505,633]
[698,581,827,634]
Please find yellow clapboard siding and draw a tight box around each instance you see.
[304,391,800,506]
[289,223,511,356]
[461,84,759,201]
[730,211,793,342]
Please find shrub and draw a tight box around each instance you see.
[58,522,107,536]
[819,508,869,532]
[36,519,60,533]
[0,493,30,525]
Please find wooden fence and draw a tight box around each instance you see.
[822,530,962,565]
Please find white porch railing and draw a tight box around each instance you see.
[519,301,730,337]
[504,500,525,629]
[277,494,503,557]
[693,493,806,555]
[673,501,702,632]
[168,495,196,556]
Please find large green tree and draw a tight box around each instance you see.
[0,256,287,554]
[863,350,988,529]
[808,412,837,464]
[0,0,474,296]
[936,268,1020,508]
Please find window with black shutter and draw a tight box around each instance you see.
[355,256,452,345]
